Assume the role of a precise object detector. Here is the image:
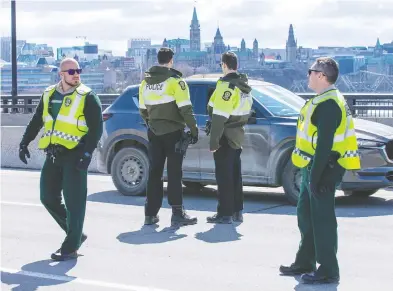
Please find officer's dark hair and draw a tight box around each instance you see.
[157,47,174,65]
[314,57,339,84]
[221,51,238,70]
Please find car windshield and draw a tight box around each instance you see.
[251,84,306,117]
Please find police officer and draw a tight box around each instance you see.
[280,57,360,284]
[206,52,253,224]
[139,48,199,226]
[18,58,103,261]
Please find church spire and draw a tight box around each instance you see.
[215,27,222,39]
[191,7,199,25]
[287,24,296,47]
[190,7,201,51]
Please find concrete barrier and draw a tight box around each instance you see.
[1,126,99,172]
[1,113,35,126]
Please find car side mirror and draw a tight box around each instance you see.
[247,109,257,124]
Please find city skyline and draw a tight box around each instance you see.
[0,0,392,56]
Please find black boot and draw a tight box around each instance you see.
[51,250,78,261]
[144,215,159,225]
[207,213,233,224]
[279,263,316,276]
[171,207,197,226]
[55,233,88,254]
[233,211,243,222]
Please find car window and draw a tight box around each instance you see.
[252,85,305,117]
[111,87,139,110]
[188,84,208,115]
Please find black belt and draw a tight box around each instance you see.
[44,144,68,161]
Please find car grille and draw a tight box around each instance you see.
[386,140,393,160]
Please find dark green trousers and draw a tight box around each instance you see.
[294,164,345,277]
[40,149,87,253]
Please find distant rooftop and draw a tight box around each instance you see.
[167,39,190,46]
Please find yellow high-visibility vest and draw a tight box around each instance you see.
[291,89,361,170]
[38,84,91,149]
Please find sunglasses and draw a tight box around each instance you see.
[308,69,324,76]
[62,69,82,75]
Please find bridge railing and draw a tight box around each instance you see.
[1,94,119,114]
[2,93,393,117]
[297,93,393,118]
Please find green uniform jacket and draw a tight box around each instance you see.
[139,66,197,136]
[20,86,103,154]
[309,86,343,185]
[207,72,252,151]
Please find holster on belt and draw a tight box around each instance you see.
[308,152,340,171]
[44,144,67,159]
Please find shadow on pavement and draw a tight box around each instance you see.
[195,224,243,243]
[87,187,393,218]
[1,259,77,291]
[117,225,187,245]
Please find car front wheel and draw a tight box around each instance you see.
[111,147,149,196]
[281,159,301,206]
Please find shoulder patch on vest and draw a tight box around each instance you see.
[178,81,186,90]
[222,90,232,101]
[44,85,56,92]
[76,84,92,95]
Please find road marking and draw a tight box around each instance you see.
[1,201,43,207]
[1,267,172,291]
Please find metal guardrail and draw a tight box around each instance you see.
[297,93,393,118]
[2,93,393,117]
[1,94,119,114]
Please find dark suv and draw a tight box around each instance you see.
[96,77,393,205]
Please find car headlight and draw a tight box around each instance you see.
[357,138,385,148]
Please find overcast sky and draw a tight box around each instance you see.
[0,0,392,56]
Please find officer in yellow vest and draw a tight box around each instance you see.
[139,48,199,226]
[206,52,253,224]
[18,58,103,261]
[280,57,360,284]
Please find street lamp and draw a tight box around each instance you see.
[10,0,18,113]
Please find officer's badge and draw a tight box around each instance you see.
[222,91,232,101]
[64,97,72,107]
[179,81,186,90]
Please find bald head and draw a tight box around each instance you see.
[60,58,80,71]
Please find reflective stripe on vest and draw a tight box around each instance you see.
[291,89,361,170]
[38,84,91,150]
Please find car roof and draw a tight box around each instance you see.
[185,74,274,87]
[123,74,275,91]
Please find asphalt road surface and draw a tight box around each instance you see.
[1,169,393,291]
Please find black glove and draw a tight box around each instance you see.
[190,128,199,145]
[76,152,92,171]
[19,144,30,164]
